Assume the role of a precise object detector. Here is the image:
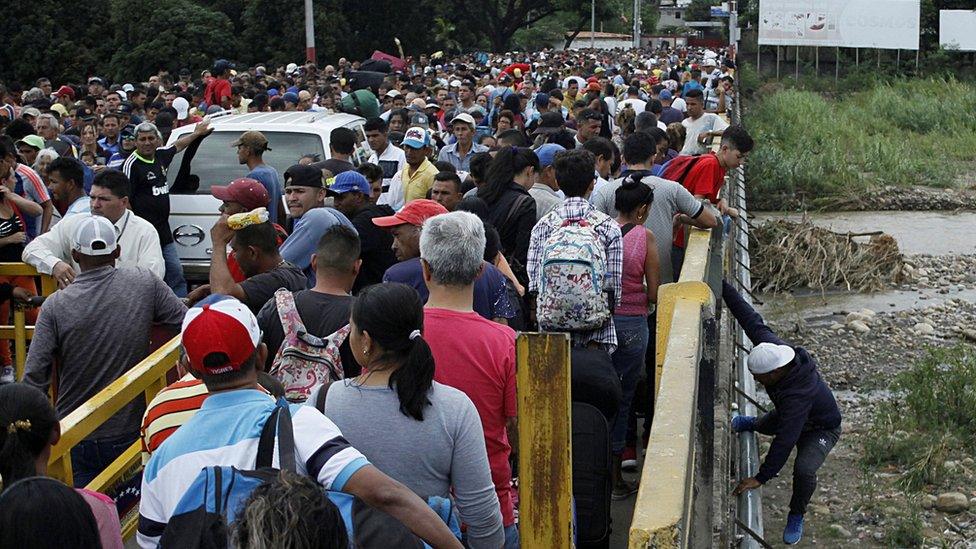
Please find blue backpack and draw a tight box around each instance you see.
[159,398,461,548]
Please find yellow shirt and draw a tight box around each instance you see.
[402,158,438,204]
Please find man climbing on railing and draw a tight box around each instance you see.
[723,281,842,546]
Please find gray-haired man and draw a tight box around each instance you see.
[121,119,212,297]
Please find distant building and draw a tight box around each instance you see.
[659,0,694,28]
[557,31,634,51]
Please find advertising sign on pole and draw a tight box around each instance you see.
[759,0,920,50]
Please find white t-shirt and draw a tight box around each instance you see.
[368,143,407,201]
[619,98,647,114]
[680,113,729,155]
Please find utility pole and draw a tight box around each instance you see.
[304,0,315,63]
[591,0,596,49]
[633,0,641,48]
[729,0,738,51]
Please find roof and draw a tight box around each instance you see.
[568,31,634,40]
[203,110,363,129]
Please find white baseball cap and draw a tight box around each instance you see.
[172,97,190,120]
[72,215,118,256]
[747,343,795,374]
[450,113,476,128]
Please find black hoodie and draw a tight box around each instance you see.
[723,281,842,483]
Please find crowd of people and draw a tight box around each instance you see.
[0,43,841,549]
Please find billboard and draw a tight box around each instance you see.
[759,0,920,50]
[940,10,976,51]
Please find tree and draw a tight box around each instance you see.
[108,0,238,81]
[446,0,560,51]
[684,0,713,22]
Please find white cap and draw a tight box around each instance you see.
[286,62,299,75]
[122,83,135,92]
[450,79,462,87]
[747,343,795,374]
[173,97,189,120]
[72,215,118,256]
[385,89,401,98]
[450,113,476,128]
[702,58,717,67]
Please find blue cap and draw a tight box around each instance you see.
[659,89,673,101]
[535,143,566,168]
[327,171,371,195]
[402,126,431,149]
[282,92,299,104]
[534,92,550,108]
[267,88,279,97]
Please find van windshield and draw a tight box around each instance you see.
[166,131,326,194]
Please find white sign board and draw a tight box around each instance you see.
[759,0,920,50]
[940,10,976,51]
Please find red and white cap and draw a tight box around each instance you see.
[181,295,261,375]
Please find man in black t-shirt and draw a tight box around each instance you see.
[122,120,212,297]
[327,171,395,293]
[309,127,356,175]
[256,224,360,375]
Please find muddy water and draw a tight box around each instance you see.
[754,210,976,322]
[753,211,976,256]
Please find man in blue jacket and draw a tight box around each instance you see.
[724,281,842,545]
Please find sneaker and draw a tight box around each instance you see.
[732,415,756,433]
[783,512,804,545]
[621,447,638,471]
[612,480,638,500]
[0,366,13,384]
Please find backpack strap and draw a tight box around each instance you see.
[502,193,531,229]
[256,399,296,472]
[314,380,336,414]
[274,289,307,337]
[674,155,704,186]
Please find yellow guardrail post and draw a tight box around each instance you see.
[0,262,56,380]
[517,332,573,549]
[13,308,26,380]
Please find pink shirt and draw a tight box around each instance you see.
[424,308,517,526]
[77,488,124,549]
[616,222,649,316]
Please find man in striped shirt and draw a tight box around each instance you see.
[137,295,463,549]
[1,136,54,237]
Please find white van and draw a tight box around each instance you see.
[164,111,367,281]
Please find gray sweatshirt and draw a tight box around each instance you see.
[24,266,187,440]
[312,380,505,548]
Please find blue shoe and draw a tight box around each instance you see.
[732,415,756,433]
[783,512,804,545]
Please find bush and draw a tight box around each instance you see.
[744,77,976,208]
[861,346,976,490]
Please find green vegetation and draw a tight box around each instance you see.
[886,497,925,548]
[861,346,976,491]
[744,77,976,208]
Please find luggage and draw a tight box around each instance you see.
[572,402,613,548]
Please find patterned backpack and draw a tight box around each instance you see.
[269,289,350,402]
[536,210,610,332]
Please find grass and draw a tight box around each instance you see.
[741,74,976,208]
[861,346,976,491]
[887,497,925,548]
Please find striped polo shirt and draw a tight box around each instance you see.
[137,389,368,548]
[140,376,210,464]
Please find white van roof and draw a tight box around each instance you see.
[169,111,363,140]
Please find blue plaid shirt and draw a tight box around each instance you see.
[527,197,623,352]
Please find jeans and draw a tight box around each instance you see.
[757,413,842,515]
[70,432,138,487]
[504,523,520,548]
[609,315,649,454]
[161,242,187,297]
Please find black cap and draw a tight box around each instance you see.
[284,164,323,189]
[533,111,565,135]
[213,59,234,74]
[179,68,191,77]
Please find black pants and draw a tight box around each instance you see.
[757,412,842,515]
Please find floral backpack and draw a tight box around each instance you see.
[536,210,610,332]
[269,289,350,402]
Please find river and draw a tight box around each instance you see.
[753,210,976,323]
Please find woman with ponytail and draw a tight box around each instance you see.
[608,177,660,500]
[314,283,504,548]
[0,384,123,548]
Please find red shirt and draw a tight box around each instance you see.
[673,153,726,248]
[424,308,518,526]
[204,78,232,108]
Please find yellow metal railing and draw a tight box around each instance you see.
[0,262,57,379]
[48,336,181,540]
[629,228,717,548]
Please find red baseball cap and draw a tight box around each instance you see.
[211,178,270,210]
[54,85,75,99]
[372,199,448,228]
[181,295,261,375]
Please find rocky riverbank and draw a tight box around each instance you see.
[750,185,976,212]
[754,252,976,547]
